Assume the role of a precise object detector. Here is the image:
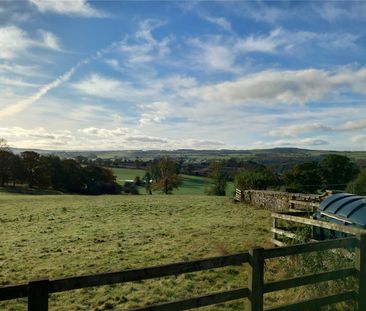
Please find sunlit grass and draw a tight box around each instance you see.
[112,167,235,196]
[0,193,271,310]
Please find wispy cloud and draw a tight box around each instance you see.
[202,15,232,32]
[314,2,366,22]
[29,0,107,17]
[186,28,358,73]
[119,19,172,64]
[0,25,61,60]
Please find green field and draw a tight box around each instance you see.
[112,167,235,196]
[1,193,353,310]
[0,193,272,310]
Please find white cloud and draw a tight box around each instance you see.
[0,125,228,150]
[188,67,366,105]
[138,101,171,126]
[340,119,366,132]
[76,126,228,150]
[72,72,196,103]
[67,105,123,124]
[72,74,126,98]
[202,15,232,32]
[0,76,40,88]
[0,63,44,77]
[29,0,106,17]
[38,30,61,50]
[188,37,237,72]
[104,59,120,70]
[187,28,359,72]
[253,138,329,149]
[189,69,329,105]
[235,28,284,53]
[0,26,30,59]
[0,127,73,149]
[351,135,366,144]
[0,25,61,60]
[269,123,332,137]
[314,2,366,22]
[78,127,129,138]
[119,19,172,64]
[71,73,147,101]
[236,3,288,24]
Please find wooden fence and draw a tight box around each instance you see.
[1,235,366,311]
[271,211,366,247]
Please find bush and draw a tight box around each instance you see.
[347,169,366,195]
[123,182,139,195]
[206,160,227,196]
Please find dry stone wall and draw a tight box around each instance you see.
[239,190,328,212]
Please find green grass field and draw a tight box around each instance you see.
[1,193,353,310]
[0,193,272,310]
[112,167,235,196]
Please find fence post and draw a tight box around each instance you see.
[272,218,277,241]
[249,247,264,311]
[356,234,366,311]
[28,278,49,311]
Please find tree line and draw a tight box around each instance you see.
[0,140,121,195]
[209,154,364,195]
[1,137,364,196]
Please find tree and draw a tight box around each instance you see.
[32,156,51,188]
[0,138,10,151]
[21,151,40,188]
[8,154,25,186]
[151,157,181,194]
[0,150,14,187]
[83,165,121,194]
[0,138,12,187]
[143,172,152,195]
[207,160,227,196]
[235,170,275,192]
[347,170,366,195]
[46,157,84,193]
[147,159,161,182]
[283,162,322,193]
[320,154,359,190]
[134,157,142,169]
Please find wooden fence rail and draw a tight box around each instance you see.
[1,235,365,311]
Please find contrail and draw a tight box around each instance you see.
[0,41,119,119]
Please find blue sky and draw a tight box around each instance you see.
[1,1,366,150]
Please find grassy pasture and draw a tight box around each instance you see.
[112,167,235,196]
[0,193,271,310]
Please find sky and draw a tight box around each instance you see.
[1,1,366,151]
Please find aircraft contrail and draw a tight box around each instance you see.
[0,40,119,119]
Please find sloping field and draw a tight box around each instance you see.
[112,167,235,196]
[0,193,271,310]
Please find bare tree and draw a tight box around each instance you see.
[0,138,10,151]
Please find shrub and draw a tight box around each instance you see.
[123,182,139,195]
[347,169,366,195]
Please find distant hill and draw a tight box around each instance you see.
[10,147,366,170]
